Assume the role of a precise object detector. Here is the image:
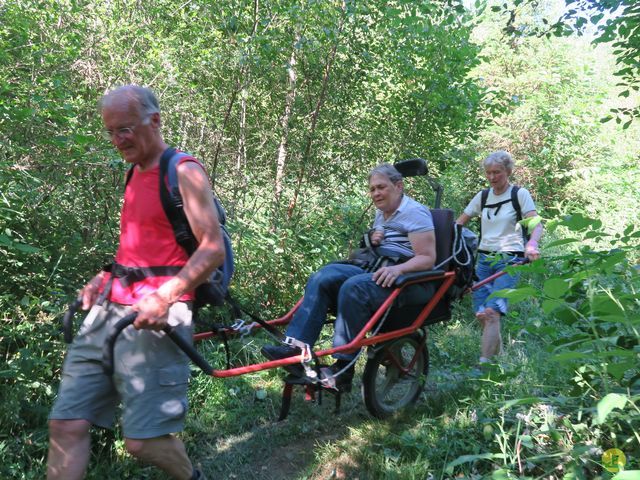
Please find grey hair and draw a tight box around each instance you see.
[483,150,514,174]
[99,85,160,117]
[368,163,403,184]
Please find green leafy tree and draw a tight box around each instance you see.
[493,0,640,126]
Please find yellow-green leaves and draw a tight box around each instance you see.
[519,214,542,233]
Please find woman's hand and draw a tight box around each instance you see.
[525,240,540,261]
[372,265,403,288]
[370,229,384,246]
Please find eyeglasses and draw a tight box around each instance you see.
[101,114,151,141]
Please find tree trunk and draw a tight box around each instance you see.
[210,87,238,190]
[288,1,346,220]
[231,0,260,217]
[272,33,300,231]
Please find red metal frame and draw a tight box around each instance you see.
[384,334,427,377]
[193,271,456,378]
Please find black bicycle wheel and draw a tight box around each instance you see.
[362,333,429,419]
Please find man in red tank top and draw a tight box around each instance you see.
[47,86,223,480]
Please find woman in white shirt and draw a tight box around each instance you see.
[456,151,543,365]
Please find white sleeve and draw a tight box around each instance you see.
[518,188,537,215]
[463,191,483,218]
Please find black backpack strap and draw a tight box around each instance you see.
[478,188,490,245]
[480,188,490,210]
[125,165,135,187]
[482,185,519,220]
[480,185,528,245]
[110,262,183,288]
[511,185,522,221]
[483,199,512,219]
[159,147,198,255]
[510,184,530,242]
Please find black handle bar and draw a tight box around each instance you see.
[62,298,82,344]
[101,313,214,376]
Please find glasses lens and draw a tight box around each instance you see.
[101,115,150,141]
[101,130,113,141]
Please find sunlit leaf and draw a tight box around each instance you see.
[612,472,640,480]
[489,287,537,303]
[606,360,635,380]
[596,393,627,424]
[545,238,580,248]
[553,351,587,362]
[501,396,543,409]
[561,213,595,232]
[491,469,512,480]
[445,453,497,473]
[519,215,542,232]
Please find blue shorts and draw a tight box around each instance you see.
[472,253,521,316]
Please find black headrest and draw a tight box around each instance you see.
[394,158,428,177]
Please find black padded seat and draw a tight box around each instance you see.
[378,208,455,332]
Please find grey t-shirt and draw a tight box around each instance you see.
[372,195,434,258]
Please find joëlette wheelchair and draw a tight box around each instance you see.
[64,158,500,420]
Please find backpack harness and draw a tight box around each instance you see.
[95,148,264,368]
[340,229,412,273]
[98,147,234,308]
[478,185,529,252]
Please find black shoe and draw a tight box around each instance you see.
[261,344,304,377]
[192,468,206,480]
[321,360,355,392]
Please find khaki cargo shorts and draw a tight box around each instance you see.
[49,301,193,439]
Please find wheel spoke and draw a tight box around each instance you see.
[363,334,429,419]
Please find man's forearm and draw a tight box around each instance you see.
[155,244,224,304]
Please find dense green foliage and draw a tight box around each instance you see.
[493,0,640,125]
[1,0,639,478]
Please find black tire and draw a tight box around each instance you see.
[362,333,429,419]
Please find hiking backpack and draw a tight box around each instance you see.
[479,185,530,244]
[125,147,234,308]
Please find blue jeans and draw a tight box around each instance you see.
[285,263,392,360]
[472,253,521,316]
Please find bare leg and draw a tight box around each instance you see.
[125,435,193,480]
[47,419,92,480]
[480,307,502,359]
[475,310,487,328]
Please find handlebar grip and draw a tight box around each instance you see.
[102,313,137,375]
[62,299,82,344]
[163,325,214,375]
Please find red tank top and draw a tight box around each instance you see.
[102,157,202,304]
